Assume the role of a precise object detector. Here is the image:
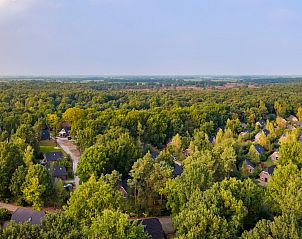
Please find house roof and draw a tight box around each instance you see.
[174,161,183,176]
[287,115,298,122]
[243,129,252,133]
[41,129,50,140]
[137,218,166,239]
[59,127,71,134]
[209,136,216,143]
[244,158,255,168]
[264,165,276,175]
[295,121,302,127]
[256,120,265,126]
[11,208,45,225]
[119,176,132,193]
[46,165,67,177]
[44,152,64,162]
[255,144,265,155]
[263,129,270,136]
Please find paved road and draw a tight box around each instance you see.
[55,137,81,188]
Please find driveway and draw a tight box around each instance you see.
[55,137,81,188]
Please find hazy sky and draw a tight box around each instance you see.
[0,0,301,75]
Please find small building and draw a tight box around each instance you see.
[240,129,252,138]
[242,158,255,173]
[259,165,276,183]
[286,124,296,130]
[40,129,50,141]
[43,152,64,164]
[256,120,265,128]
[295,121,302,127]
[287,115,298,123]
[137,218,166,239]
[46,165,67,181]
[11,208,45,225]
[119,176,131,198]
[174,161,183,177]
[59,127,71,137]
[271,151,279,161]
[182,149,191,157]
[255,129,269,142]
[209,136,216,143]
[255,144,265,155]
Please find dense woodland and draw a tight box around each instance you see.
[1,80,302,238]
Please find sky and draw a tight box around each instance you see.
[0,0,301,75]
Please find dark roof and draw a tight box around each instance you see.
[256,120,265,126]
[119,176,132,193]
[243,129,252,133]
[255,144,265,155]
[263,129,270,136]
[46,165,67,177]
[44,152,64,162]
[264,165,276,175]
[209,136,216,143]
[174,162,183,176]
[41,129,50,140]
[138,218,166,239]
[244,158,255,168]
[11,208,45,225]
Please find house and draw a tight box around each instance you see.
[42,152,64,164]
[287,115,298,123]
[254,129,270,142]
[40,129,50,141]
[11,208,45,225]
[174,161,183,176]
[182,149,191,157]
[256,120,265,128]
[295,121,302,127]
[259,165,276,183]
[286,124,296,130]
[137,218,166,239]
[209,136,216,143]
[279,134,287,144]
[119,176,132,198]
[58,127,70,137]
[254,144,265,155]
[299,134,302,144]
[242,158,255,173]
[240,129,252,138]
[271,151,279,161]
[46,165,67,180]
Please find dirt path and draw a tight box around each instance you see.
[55,137,81,188]
[0,202,57,213]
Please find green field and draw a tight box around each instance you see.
[40,140,62,153]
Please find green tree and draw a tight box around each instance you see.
[22,164,52,210]
[241,214,302,239]
[0,221,39,239]
[9,165,27,205]
[278,142,302,168]
[83,209,150,239]
[266,164,302,218]
[64,175,122,225]
[39,212,84,239]
[248,145,260,165]
[52,178,68,208]
[164,160,212,215]
[0,142,24,199]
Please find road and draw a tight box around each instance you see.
[55,137,81,188]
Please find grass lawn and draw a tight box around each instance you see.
[40,140,62,153]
